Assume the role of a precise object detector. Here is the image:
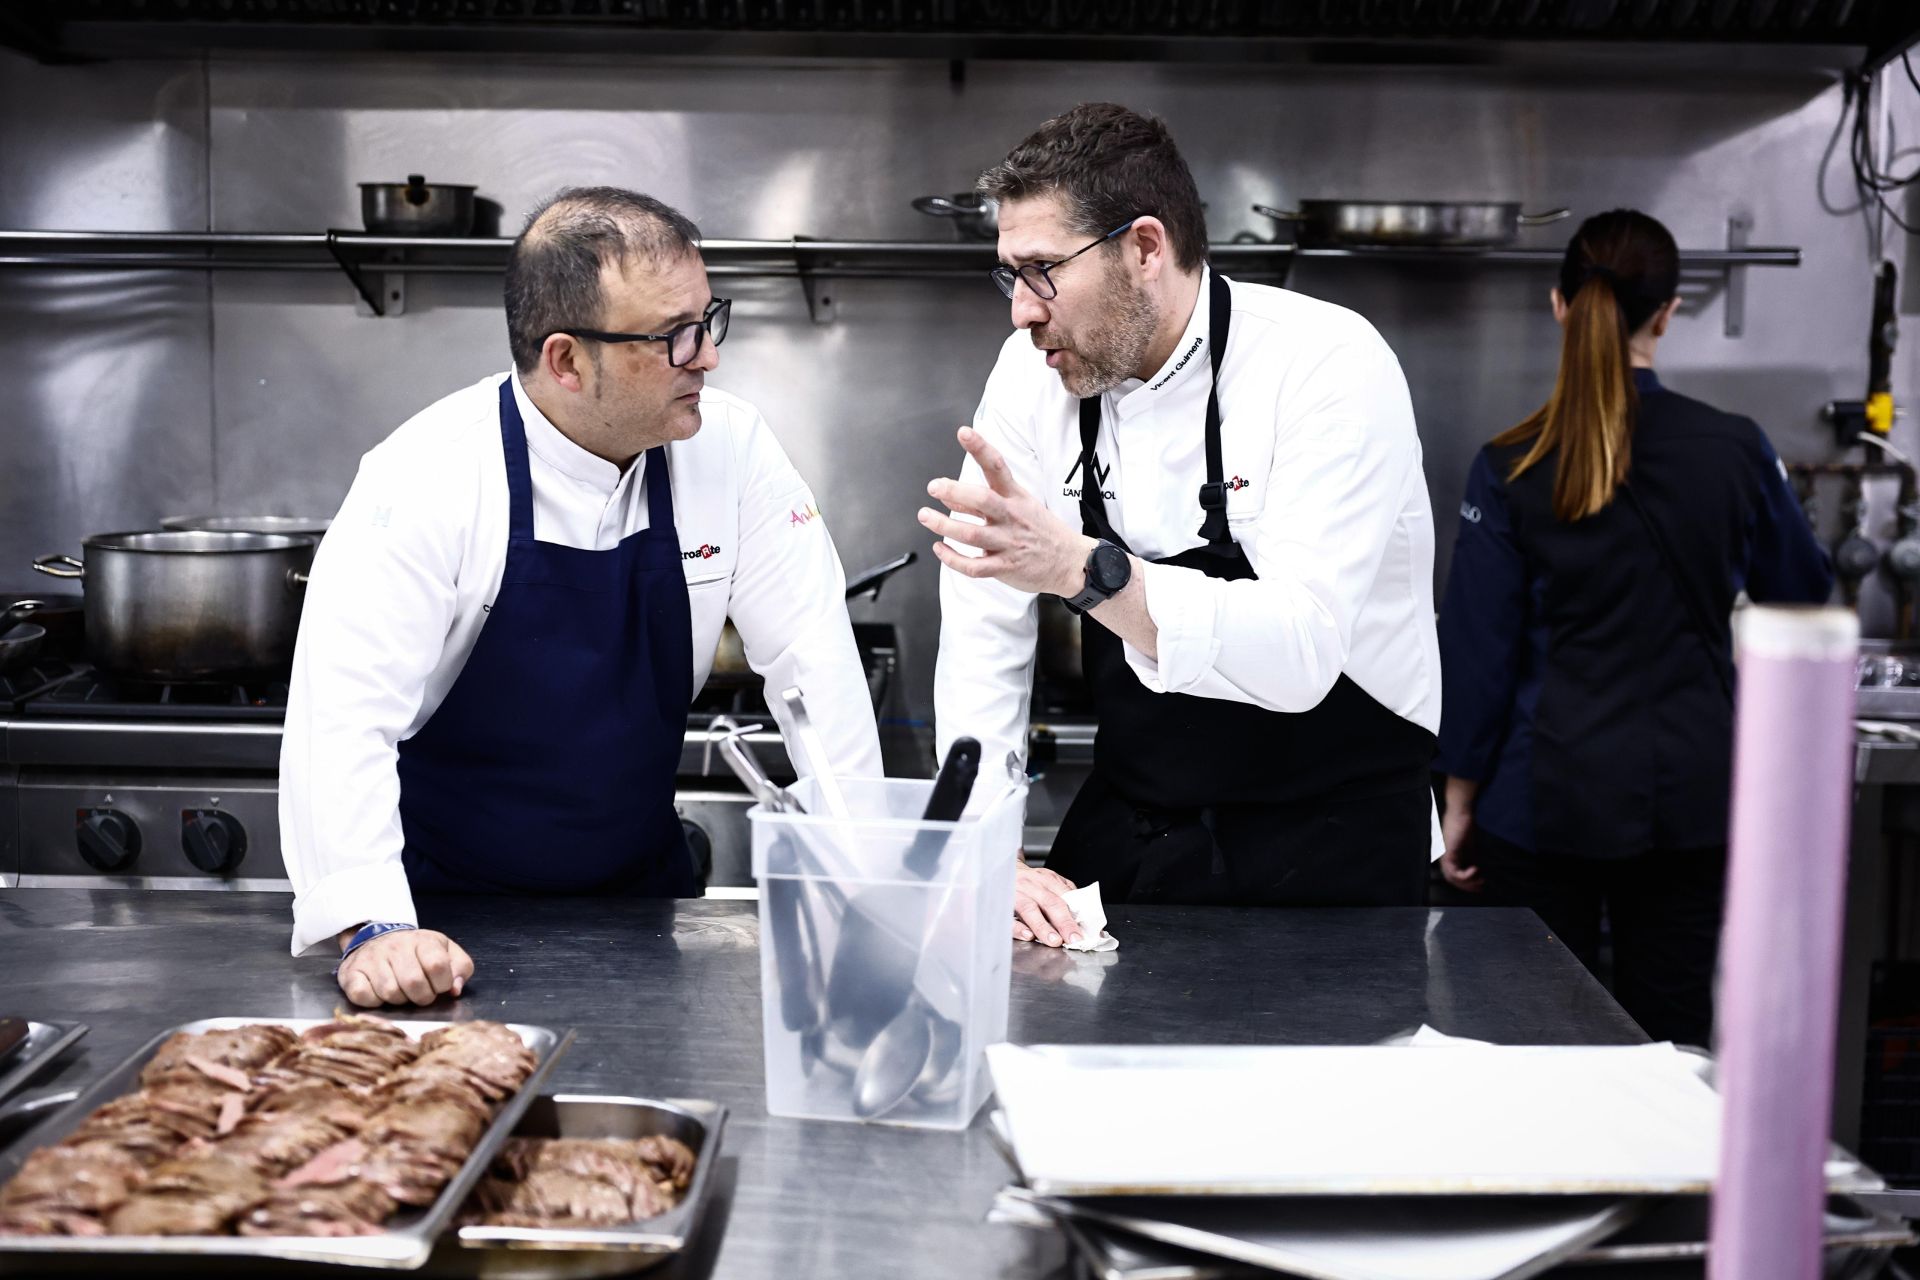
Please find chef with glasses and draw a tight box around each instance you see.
[282,186,880,1007]
[926,105,1441,947]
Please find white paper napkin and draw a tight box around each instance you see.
[1060,881,1119,952]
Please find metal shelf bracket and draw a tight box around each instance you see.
[325,233,405,318]
[792,238,835,324]
[1725,213,1752,339]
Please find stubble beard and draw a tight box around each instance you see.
[1051,263,1160,399]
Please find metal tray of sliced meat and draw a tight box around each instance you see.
[456,1094,727,1259]
[0,1022,87,1108]
[0,1016,572,1269]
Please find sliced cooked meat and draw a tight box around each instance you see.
[470,1135,694,1228]
[495,1138,649,1200]
[225,1117,359,1180]
[362,1085,488,1155]
[107,1192,237,1237]
[635,1135,697,1190]
[0,1145,143,1215]
[405,1024,535,1102]
[472,1169,632,1227]
[1,1017,535,1240]
[140,1026,297,1088]
[357,1086,489,1206]
[143,1149,271,1206]
[0,1204,109,1237]
[107,1151,269,1236]
[239,1181,396,1238]
[271,1031,421,1091]
[143,1078,242,1143]
[277,1138,367,1188]
[249,1080,375,1131]
[216,1082,374,1178]
[369,1071,493,1127]
[62,1097,186,1167]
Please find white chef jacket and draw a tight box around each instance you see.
[935,268,1442,824]
[283,372,881,954]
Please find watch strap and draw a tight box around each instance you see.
[1063,540,1125,614]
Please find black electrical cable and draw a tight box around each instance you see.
[1847,57,1920,237]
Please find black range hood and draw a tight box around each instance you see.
[2,0,1916,68]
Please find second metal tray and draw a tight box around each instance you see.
[456,1093,728,1257]
[0,1016,573,1270]
[0,1021,86,1107]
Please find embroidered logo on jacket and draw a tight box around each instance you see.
[789,502,820,527]
[1226,476,1250,492]
[1149,335,1204,391]
[681,543,723,561]
[1460,501,1482,524]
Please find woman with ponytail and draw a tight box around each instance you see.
[1434,209,1832,1045]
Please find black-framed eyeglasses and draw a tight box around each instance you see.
[550,297,732,368]
[989,220,1137,301]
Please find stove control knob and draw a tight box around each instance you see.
[182,810,247,876]
[76,808,140,872]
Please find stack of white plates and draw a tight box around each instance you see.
[982,1039,1906,1280]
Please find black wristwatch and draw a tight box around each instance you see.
[1063,540,1131,615]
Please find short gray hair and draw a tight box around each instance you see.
[504,187,702,373]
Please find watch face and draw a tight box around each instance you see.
[1090,543,1130,592]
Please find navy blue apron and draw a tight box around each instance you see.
[396,379,699,898]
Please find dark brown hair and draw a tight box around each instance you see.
[504,187,702,374]
[1493,209,1680,521]
[977,102,1208,272]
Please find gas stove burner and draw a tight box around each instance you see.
[0,659,88,708]
[22,667,288,721]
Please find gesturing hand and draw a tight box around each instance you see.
[921,426,1094,598]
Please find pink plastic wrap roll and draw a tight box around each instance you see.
[1708,606,1859,1280]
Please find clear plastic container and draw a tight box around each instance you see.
[750,775,1025,1129]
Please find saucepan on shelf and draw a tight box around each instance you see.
[1255,200,1570,249]
[360,175,478,237]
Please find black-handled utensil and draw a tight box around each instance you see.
[903,738,981,879]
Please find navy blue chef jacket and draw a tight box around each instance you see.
[1436,369,1835,858]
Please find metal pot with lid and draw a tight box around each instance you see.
[359,175,477,237]
[33,531,316,681]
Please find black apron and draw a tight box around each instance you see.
[1043,272,1437,907]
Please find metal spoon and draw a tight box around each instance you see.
[851,994,937,1119]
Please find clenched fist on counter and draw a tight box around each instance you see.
[336,927,474,1007]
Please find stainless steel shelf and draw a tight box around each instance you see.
[0,229,1801,326]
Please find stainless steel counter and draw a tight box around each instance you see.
[0,891,1643,1278]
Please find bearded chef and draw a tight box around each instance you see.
[283,187,881,1004]
[925,105,1441,947]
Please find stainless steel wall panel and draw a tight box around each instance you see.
[3,48,1913,717]
[0,53,214,589]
